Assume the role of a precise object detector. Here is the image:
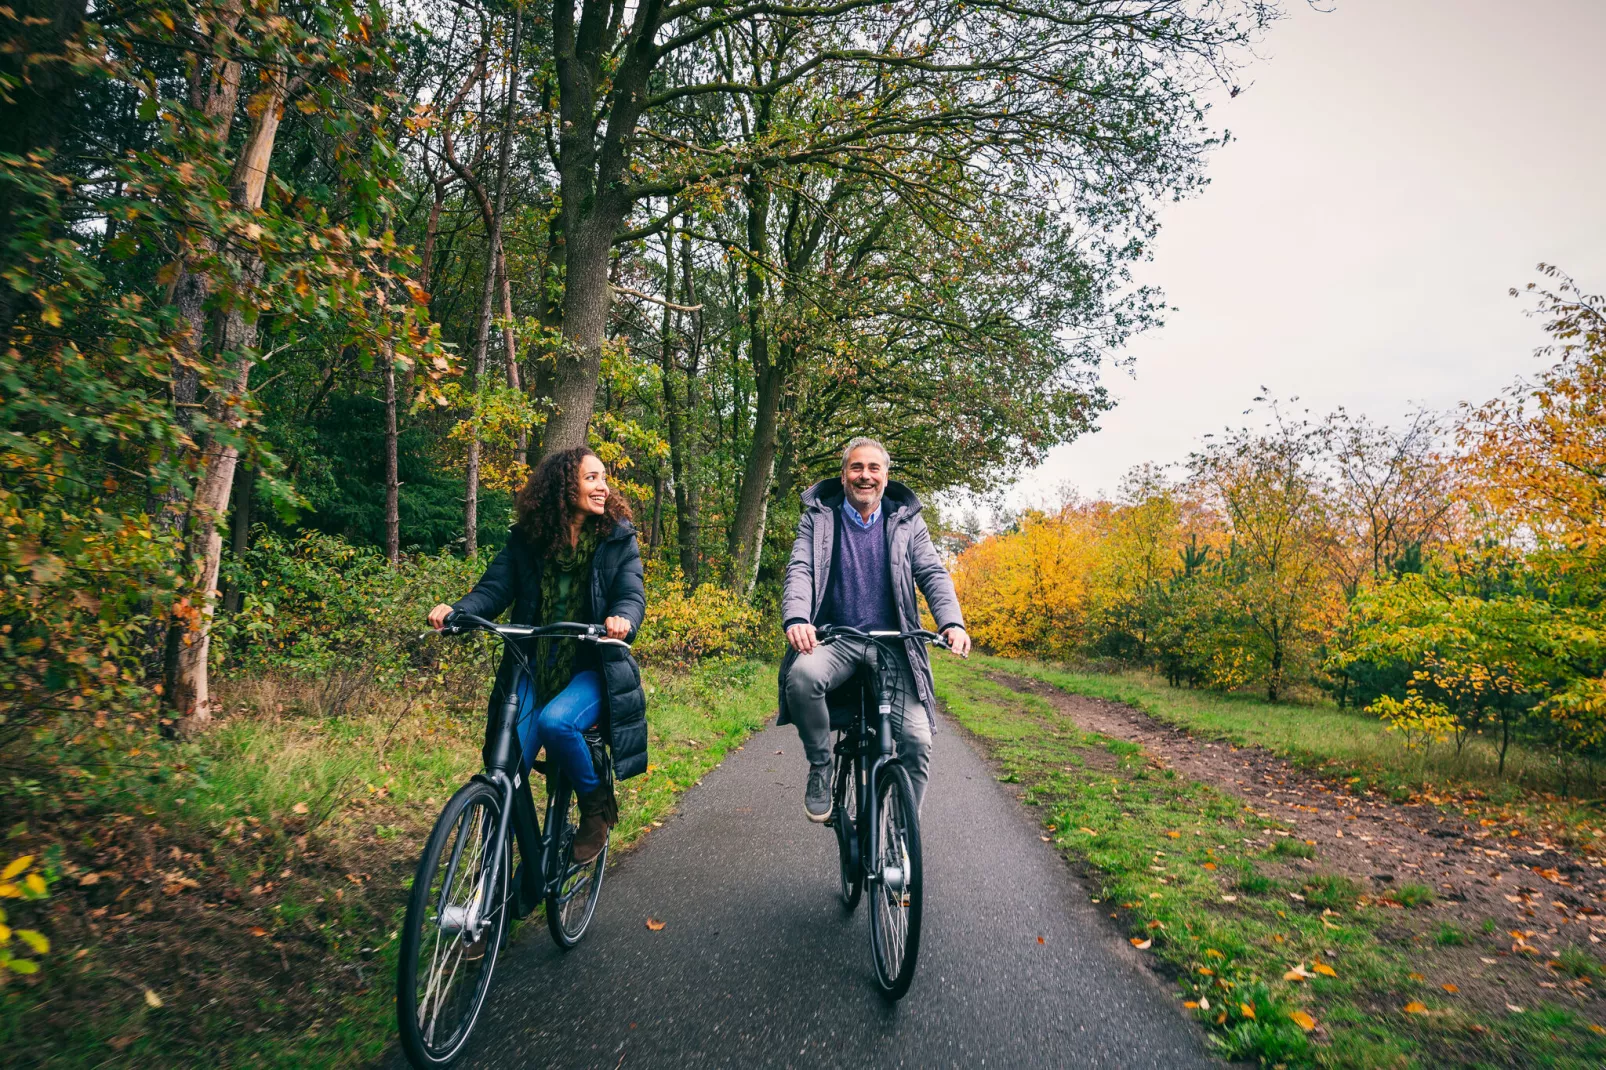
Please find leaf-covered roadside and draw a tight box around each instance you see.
[1,659,776,1069]
[934,658,1606,1068]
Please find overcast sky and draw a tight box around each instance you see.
[1008,0,1606,510]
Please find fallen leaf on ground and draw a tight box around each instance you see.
[1079,827,1097,835]
[1480,957,1498,964]
[1037,936,1044,944]
[1311,962,1337,978]
[1166,831,1180,839]
[292,802,309,815]
[1198,996,1210,1010]
[1408,972,1425,981]
[1506,1003,1525,1014]
[1290,1010,1317,1031]
[1130,937,1152,949]
[645,917,666,931]
[1403,1002,1427,1014]
[1205,948,1225,959]
[1221,895,1237,903]
[249,927,269,937]
[1240,1002,1256,1019]
[1442,983,1459,994]
[1183,1000,1199,1009]
[1202,862,1217,870]
[144,989,163,1008]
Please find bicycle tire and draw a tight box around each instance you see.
[868,763,923,999]
[545,780,608,949]
[397,779,510,1068]
[833,753,862,910]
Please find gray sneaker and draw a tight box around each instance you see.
[804,763,833,823]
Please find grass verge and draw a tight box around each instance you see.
[934,657,1606,1069]
[4,658,776,1069]
[977,656,1606,849]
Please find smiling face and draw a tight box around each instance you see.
[574,453,610,517]
[841,444,889,517]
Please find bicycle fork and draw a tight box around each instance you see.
[864,700,910,894]
[438,771,518,941]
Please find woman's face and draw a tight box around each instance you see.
[574,454,609,517]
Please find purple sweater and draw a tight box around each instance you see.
[821,504,899,632]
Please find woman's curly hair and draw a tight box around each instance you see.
[513,446,632,557]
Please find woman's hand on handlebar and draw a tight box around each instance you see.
[604,616,631,640]
[427,603,454,631]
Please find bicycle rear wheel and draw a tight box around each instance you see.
[545,781,608,948]
[833,751,862,909]
[397,780,509,1067]
[868,763,923,999]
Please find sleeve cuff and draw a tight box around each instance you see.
[938,622,965,633]
[783,618,809,629]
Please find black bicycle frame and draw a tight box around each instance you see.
[441,614,623,925]
[822,626,946,886]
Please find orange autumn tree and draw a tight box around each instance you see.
[951,502,1107,659]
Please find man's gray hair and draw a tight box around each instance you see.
[841,436,891,471]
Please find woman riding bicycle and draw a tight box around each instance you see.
[427,447,648,865]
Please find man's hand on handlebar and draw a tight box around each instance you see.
[786,622,818,655]
[427,603,454,631]
[942,626,971,658]
[604,616,630,640]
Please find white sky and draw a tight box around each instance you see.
[1009,0,1606,510]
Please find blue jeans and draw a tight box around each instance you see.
[512,669,603,795]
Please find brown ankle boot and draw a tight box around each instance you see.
[573,787,615,865]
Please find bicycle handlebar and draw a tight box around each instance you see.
[816,624,951,651]
[439,611,632,649]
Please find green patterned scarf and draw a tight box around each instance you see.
[535,525,602,703]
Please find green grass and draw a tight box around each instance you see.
[7,658,778,1069]
[978,656,1606,847]
[933,656,1606,1069]
[1433,923,1469,947]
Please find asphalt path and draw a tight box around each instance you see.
[421,712,1214,1069]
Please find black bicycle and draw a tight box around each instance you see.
[396,613,628,1068]
[818,624,949,1000]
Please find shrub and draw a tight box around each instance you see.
[634,563,774,667]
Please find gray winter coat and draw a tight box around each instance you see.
[777,479,966,727]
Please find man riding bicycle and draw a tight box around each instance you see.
[778,437,970,820]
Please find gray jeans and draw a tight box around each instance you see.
[785,641,932,809]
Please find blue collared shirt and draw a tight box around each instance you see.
[842,500,881,530]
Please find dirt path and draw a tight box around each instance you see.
[990,672,1606,1018]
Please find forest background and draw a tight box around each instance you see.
[2,0,1604,1065]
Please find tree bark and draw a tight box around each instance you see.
[222,463,253,613]
[463,9,521,556]
[164,67,286,734]
[728,168,778,595]
[384,336,401,566]
[663,228,702,587]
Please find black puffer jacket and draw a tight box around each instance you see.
[451,520,649,780]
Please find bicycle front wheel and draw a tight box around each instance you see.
[397,780,509,1068]
[545,781,608,949]
[868,763,923,999]
[834,752,862,910]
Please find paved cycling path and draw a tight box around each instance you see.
[432,713,1214,1069]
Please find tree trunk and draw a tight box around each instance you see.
[542,215,617,454]
[463,6,521,554]
[663,228,702,587]
[727,169,778,595]
[384,337,401,566]
[649,469,664,552]
[221,463,253,613]
[163,67,285,734]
